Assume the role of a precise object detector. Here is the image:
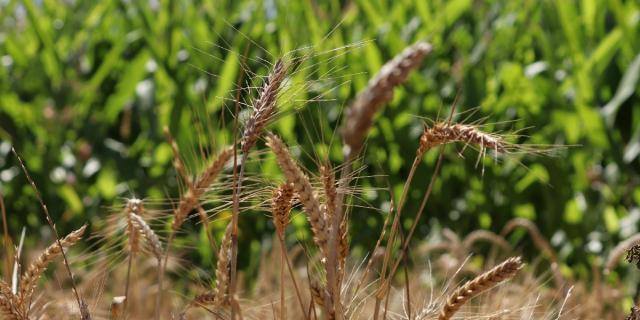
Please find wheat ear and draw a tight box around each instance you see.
[124,198,143,316]
[320,166,347,281]
[129,213,163,261]
[18,224,86,311]
[342,41,432,156]
[438,256,524,320]
[0,280,22,320]
[605,233,640,274]
[214,223,233,304]
[418,122,507,159]
[266,133,328,256]
[171,147,232,233]
[12,148,89,319]
[271,183,295,320]
[179,224,233,318]
[240,59,287,154]
[125,199,144,256]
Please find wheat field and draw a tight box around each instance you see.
[0,36,638,320]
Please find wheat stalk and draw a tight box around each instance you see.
[266,133,328,257]
[18,224,86,313]
[438,256,524,320]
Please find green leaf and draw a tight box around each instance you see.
[603,206,619,233]
[586,28,622,76]
[602,52,640,127]
[103,50,150,124]
[207,51,239,112]
[58,185,83,215]
[96,167,118,200]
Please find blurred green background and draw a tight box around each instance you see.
[1,0,639,281]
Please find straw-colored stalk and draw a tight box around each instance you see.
[438,256,524,320]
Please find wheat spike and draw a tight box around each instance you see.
[266,133,328,256]
[0,280,22,320]
[125,198,144,256]
[241,59,287,154]
[214,223,233,304]
[418,122,507,157]
[129,213,163,261]
[18,224,86,311]
[171,147,232,233]
[320,166,348,279]
[272,183,295,236]
[605,233,640,274]
[342,41,432,156]
[438,256,523,320]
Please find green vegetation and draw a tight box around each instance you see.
[0,0,639,282]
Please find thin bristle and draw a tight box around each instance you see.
[271,183,295,236]
[18,225,87,311]
[129,213,163,261]
[241,59,287,154]
[265,133,328,257]
[342,41,432,156]
[438,256,524,320]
